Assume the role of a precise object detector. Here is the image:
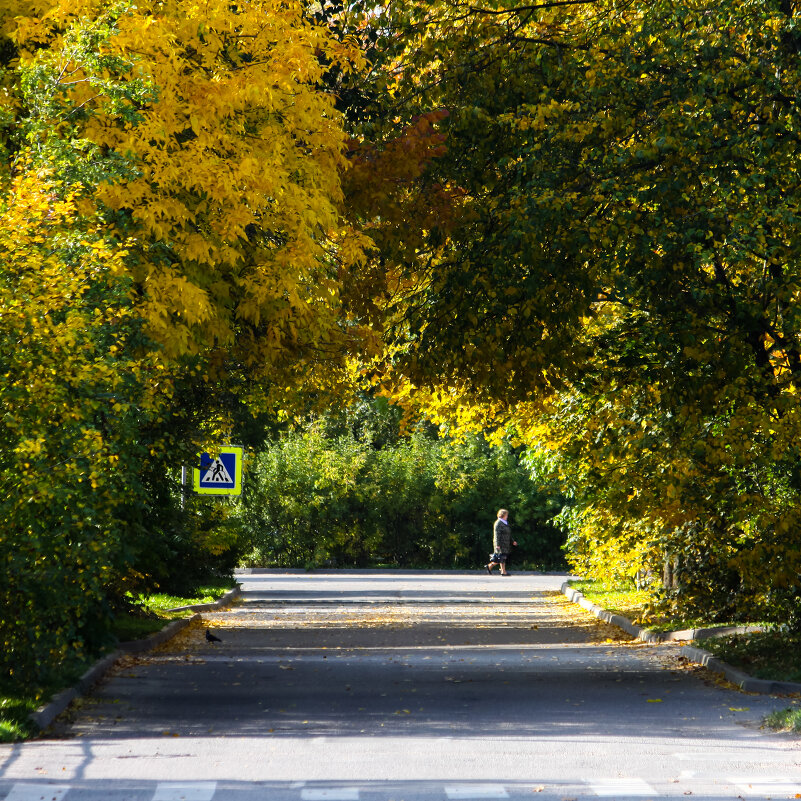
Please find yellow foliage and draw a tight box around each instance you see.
[11,0,368,367]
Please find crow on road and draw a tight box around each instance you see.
[205,628,222,643]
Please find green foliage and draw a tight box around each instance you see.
[0,0,337,690]
[703,631,801,683]
[0,173,160,686]
[764,707,801,733]
[238,404,565,569]
[354,0,801,627]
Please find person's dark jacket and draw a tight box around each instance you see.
[493,518,512,554]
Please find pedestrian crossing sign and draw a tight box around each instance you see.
[192,446,243,496]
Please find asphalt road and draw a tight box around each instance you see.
[1,571,800,801]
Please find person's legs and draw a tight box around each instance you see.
[499,555,509,575]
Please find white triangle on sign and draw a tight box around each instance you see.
[202,457,233,484]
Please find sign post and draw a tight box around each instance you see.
[192,446,244,496]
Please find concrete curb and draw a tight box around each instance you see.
[29,614,200,731]
[30,585,241,732]
[560,581,801,695]
[679,644,801,694]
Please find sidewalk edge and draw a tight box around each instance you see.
[29,585,241,733]
[29,614,201,732]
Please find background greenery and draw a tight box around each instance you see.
[237,400,566,571]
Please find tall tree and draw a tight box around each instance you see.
[356,0,801,623]
[1,0,374,684]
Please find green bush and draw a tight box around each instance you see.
[237,409,566,569]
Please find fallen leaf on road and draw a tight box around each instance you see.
[728,707,749,711]
[647,699,663,703]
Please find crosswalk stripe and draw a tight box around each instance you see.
[444,786,509,799]
[152,782,217,800]
[4,786,71,801]
[591,777,656,796]
[731,778,801,795]
[5,777,801,800]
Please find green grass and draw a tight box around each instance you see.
[0,661,88,743]
[569,579,651,623]
[702,630,801,683]
[0,694,44,742]
[141,581,237,613]
[569,580,801,686]
[764,706,801,733]
[111,580,237,641]
[569,579,759,632]
[1,579,236,742]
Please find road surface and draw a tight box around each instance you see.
[1,571,799,800]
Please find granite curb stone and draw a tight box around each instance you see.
[29,585,241,732]
[561,581,801,695]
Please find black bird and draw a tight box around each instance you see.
[205,628,222,643]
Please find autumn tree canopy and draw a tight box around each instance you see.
[346,0,801,626]
[5,0,801,690]
[1,0,372,684]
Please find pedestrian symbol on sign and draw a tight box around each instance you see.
[202,457,233,484]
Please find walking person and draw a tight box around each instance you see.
[486,509,516,576]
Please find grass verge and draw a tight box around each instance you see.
[570,579,759,631]
[569,580,801,686]
[701,631,801,683]
[1,579,236,743]
[568,579,651,623]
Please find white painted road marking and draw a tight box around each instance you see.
[300,789,360,800]
[4,777,801,800]
[153,782,217,800]
[4,785,70,801]
[445,786,509,799]
[592,777,656,796]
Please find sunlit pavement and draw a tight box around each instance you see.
[1,571,799,800]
